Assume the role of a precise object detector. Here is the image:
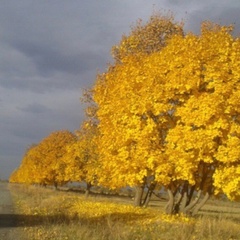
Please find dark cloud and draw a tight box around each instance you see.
[185,3,240,34]
[0,39,108,92]
[17,103,51,114]
[0,1,118,93]
[9,41,106,76]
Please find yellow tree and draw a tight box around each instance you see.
[9,144,42,184]
[63,121,99,196]
[63,87,100,195]
[160,22,240,214]
[9,169,19,183]
[34,130,77,188]
[94,12,184,206]
[10,130,77,187]
[93,19,240,213]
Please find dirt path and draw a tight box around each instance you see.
[0,182,24,239]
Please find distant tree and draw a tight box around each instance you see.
[62,88,100,196]
[9,169,19,183]
[9,144,42,184]
[10,130,77,189]
[63,120,99,196]
[35,130,77,188]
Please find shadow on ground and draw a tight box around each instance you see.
[0,213,77,228]
[0,212,148,228]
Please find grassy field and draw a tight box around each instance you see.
[9,184,240,240]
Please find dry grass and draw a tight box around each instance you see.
[9,184,240,240]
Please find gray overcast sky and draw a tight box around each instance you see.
[1,1,240,180]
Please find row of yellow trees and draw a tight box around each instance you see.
[10,12,240,215]
[9,124,99,191]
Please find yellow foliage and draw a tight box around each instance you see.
[214,166,240,201]
[63,120,100,185]
[10,130,77,186]
[111,11,184,62]
[69,197,193,225]
[93,19,240,201]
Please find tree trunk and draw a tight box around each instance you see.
[165,189,174,214]
[180,191,188,212]
[53,182,58,190]
[173,191,183,214]
[182,190,202,215]
[85,182,92,198]
[192,192,210,215]
[142,183,156,207]
[134,186,144,206]
[187,185,195,205]
[143,188,153,207]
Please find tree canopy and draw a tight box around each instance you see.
[10,130,77,188]
[93,20,240,213]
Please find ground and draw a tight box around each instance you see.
[0,182,23,239]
